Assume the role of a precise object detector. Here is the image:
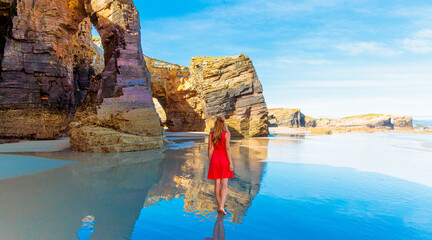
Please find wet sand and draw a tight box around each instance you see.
[0,131,432,239]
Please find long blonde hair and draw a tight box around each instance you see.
[212,116,228,146]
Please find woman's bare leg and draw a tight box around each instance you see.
[214,179,222,211]
[219,178,228,214]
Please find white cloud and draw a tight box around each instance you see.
[402,29,432,54]
[283,79,432,88]
[402,39,432,54]
[414,29,432,38]
[138,1,432,119]
[254,57,340,68]
[335,42,401,56]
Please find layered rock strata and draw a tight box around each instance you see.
[269,108,413,130]
[69,1,163,151]
[146,54,269,137]
[69,74,163,153]
[318,114,413,129]
[0,0,162,150]
[145,56,205,131]
[191,55,268,137]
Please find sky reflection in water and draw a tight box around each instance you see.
[0,134,431,239]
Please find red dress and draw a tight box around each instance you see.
[207,131,234,179]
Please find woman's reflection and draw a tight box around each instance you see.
[205,213,226,240]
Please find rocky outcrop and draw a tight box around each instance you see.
[145,56,205,131]
[268,108,414,130]
[91,37,104,75]
[69,73,163,153]
[69,125,163,153]
[304,116,317,127]
[0,0,162,150]
[392,115,413,128]
[314,114,412,130]
[316,114,393,129]
[68,0,163,152]
[268,108,305,127]
[146,54,269,137]
[191,54,268,137]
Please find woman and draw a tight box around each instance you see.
[207,116,234,215]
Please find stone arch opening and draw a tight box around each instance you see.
[72,18,105,107]
[152,97,167,128]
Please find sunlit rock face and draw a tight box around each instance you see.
[316,114,394,129]
[146,54,269,137]
[153,97,167,125]
[269,109,413,130]
[392,115,413,128]
[145,56,205,131]
[0,0,82,139]
[269,108,305,127]
[191,54,269,137]
[91,37,104,75]
[0,0,162,148]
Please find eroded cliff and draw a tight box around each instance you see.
[146,54,269,137]
[269,108,413,130]
[0,0,162,151]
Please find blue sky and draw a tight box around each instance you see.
[101,0,432,119]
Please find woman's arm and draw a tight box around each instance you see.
[208,133,213,161]
[225,132,234,172]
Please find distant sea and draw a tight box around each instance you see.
[413,119,432,126]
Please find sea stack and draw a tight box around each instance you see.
[146,54,269,137]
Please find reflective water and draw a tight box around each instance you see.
[0,133,432,239]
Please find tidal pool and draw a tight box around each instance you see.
[0,133,431,239]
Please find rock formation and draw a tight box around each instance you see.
[392,115,413,128]
[146,54,269,137]
[0,0,268,148]
[304,115,317,127]
[315,114,393,129]
[269,108,414,130]
[91,37,104,74]
[191,55,268,137]
[268,108,305,127]
[145,56,205,131]
[315,114,414,129]
[153,97,167,125]
[0,0,162,151]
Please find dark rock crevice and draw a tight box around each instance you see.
[0,0,16,81]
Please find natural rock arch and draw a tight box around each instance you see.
[0,0,160,141]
